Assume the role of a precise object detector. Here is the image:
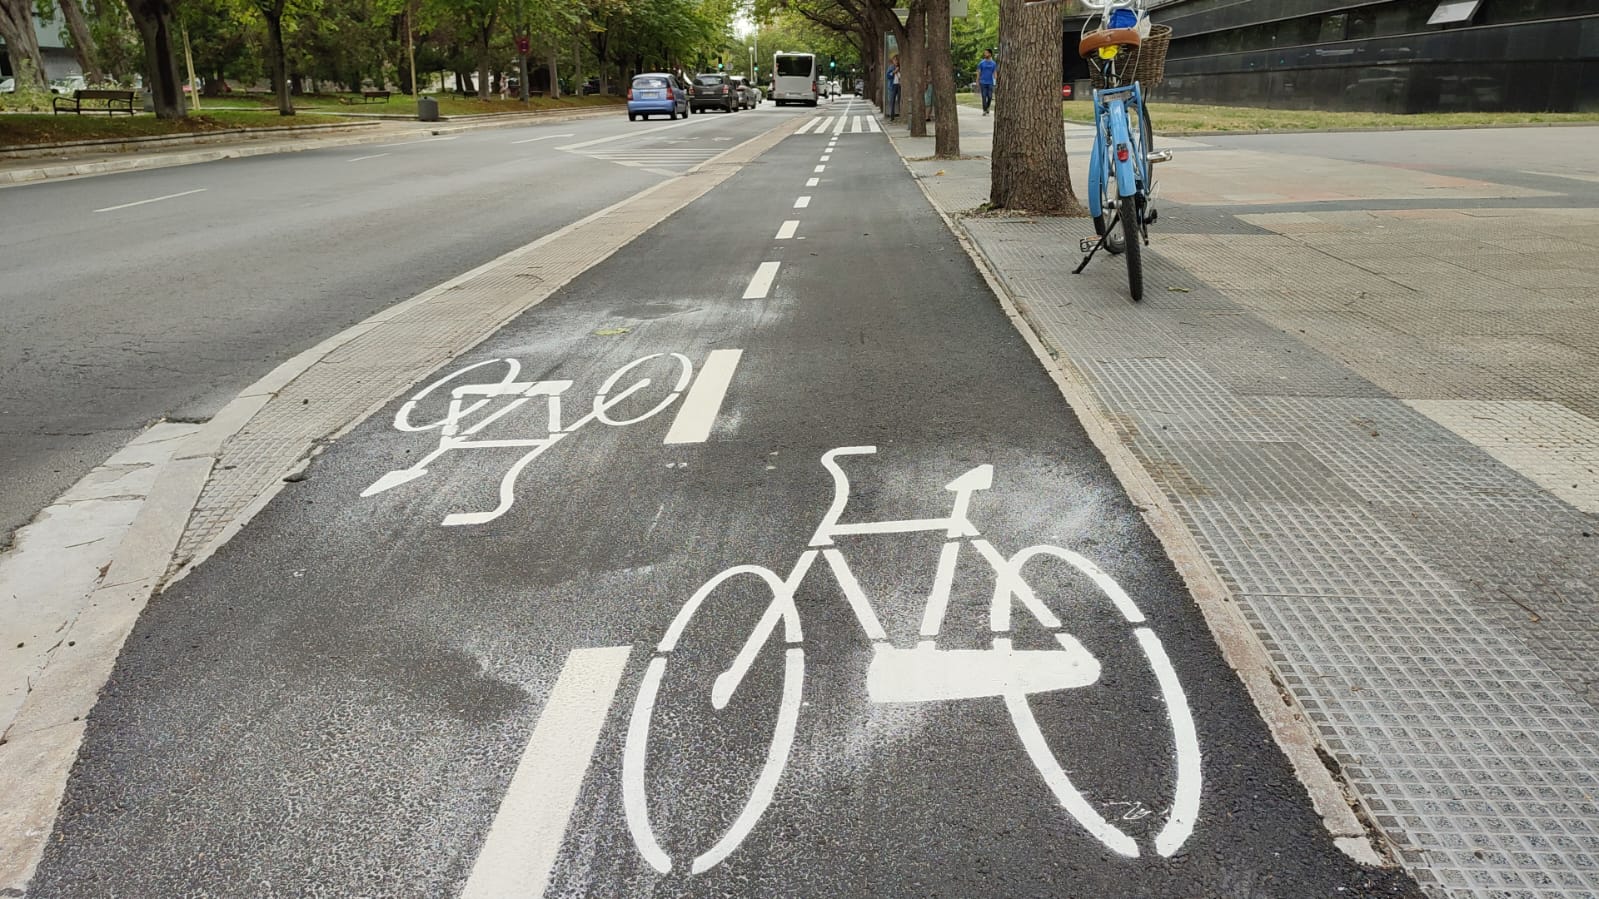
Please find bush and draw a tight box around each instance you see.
[0,59,53,112]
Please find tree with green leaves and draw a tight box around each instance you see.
[0,0,48,86]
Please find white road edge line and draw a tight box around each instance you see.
[512,133,575,144]
[373,135,459,148]
[347,153,390,163]
[775,220,799,240]
[461,646,631,899]
[794,196,810,208]
[663,349,744,444]
[93,188,206,213]
[743,261,780,299]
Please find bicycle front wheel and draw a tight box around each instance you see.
[622,563,805,877]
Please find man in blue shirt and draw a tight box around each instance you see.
[977,49,997,115]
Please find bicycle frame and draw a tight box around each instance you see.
[1086,81,1149,230]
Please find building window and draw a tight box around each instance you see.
[1319,13,1348,42]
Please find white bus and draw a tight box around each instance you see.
[771,52,818,106]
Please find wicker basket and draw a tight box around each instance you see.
[1088,24,1172,90]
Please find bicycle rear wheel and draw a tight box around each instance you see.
[1120,196,1143,301]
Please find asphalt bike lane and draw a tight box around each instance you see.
[27,111,1421,896]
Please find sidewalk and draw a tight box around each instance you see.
[0,105,618,185]
[887,105,1599,897]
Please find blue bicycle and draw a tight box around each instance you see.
[1072,0,1172,301]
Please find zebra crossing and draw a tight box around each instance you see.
[561,145,723,175]
[792,113,883,136]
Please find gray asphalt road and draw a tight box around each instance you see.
[0,103,800,546]
[28,104,1420,897]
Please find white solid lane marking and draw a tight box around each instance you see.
[743,262,780,299]
[512,133,575,144]
[775,220,799,239]
[813,165,826,173]
[374,135,459,148]
[794,196,811,208]
[805,177,819,187]
[461,646,631,899]
[663,349,744,444]
[93,188,206,213]
[347,153,390,163]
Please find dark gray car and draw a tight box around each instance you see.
[691,73,738,113]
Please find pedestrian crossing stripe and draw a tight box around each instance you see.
[563,147,721,174]
[793,115,881,135]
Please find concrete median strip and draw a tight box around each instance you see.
[0,106,623,187]
[0,110,807,893]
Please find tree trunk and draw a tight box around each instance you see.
[546,40,559,98]
[990,0,1079,213]
[0,0,48,86]
[905,2,926,136]
[59,0,105,83]
[926,0,958,157]
[263,6,293,115]
[124,0,184,118]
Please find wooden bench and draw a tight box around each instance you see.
[362,90,390,102]
[52,89,137,116]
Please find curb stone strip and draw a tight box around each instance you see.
[0,112,806,894]
[0,107,621,187]
[880,124,1387,864]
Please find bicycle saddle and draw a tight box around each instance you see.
[1079,27,1142,58]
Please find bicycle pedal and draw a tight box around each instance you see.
[1144,208,1158,226]
[1079,238,1096,253]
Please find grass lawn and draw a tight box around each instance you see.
[1060,100,1599,133]
[205,92,624,118]
[0,109,350,148]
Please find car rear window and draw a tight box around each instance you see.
[633,76,668,88]
[695,75,725,85]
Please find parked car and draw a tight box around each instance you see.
[0,77,15,94]
[691,72,737,113]
[50,74,87,96]
[729,75,757,109]
[627,72,687,120]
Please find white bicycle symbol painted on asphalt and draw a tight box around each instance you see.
[623,446,1202,875]
[361,354,694,526]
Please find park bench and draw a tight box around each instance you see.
[52,89,137,116]
[338,90,391,104]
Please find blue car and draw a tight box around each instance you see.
[628,73,688,121]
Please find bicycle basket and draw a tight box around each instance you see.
[1087,24,1172,90]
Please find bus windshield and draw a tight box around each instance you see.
[775,55,814,77]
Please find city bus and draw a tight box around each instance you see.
[771,52,819,106]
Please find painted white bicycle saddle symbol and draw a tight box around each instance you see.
[624,446,1202,875]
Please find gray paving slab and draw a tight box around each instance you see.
[896,104,1599,898]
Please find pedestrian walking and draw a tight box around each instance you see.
[977,49,997,115]
[887,55,901,120]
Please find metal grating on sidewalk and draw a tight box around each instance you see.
[961,213,1599,898]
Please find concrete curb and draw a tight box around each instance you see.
[881,120,1391,868]
[0,121,380,157]
[0,106,622,187]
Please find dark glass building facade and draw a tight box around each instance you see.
[1066,0,1598,113]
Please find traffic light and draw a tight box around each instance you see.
[829,56,836,69]
[718,61,724,70]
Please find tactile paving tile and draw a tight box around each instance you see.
[958,210,1599,898]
